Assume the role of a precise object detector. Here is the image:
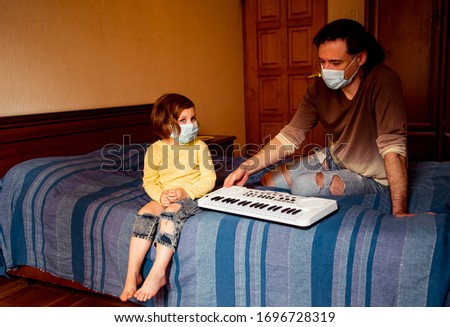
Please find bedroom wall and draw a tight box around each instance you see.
[0,0,246,144]
[328,0,364,24]
[0,0,364,147]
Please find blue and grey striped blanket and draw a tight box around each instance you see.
[1,145,449,306]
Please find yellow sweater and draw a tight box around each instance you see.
[142,139,216,203]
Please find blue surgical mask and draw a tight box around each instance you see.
[171,123,199,144]
[321,56,359,90]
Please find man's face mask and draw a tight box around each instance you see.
[321,56,359,90]
[171,123,199,144]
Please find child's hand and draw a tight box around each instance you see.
[165,188,189,202]
[159,192,171,206]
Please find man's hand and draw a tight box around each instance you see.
[223,166,251,187]
[224,137,292,188]
[395,212,436,218]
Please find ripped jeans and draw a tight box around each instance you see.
[131,198,200,251]
[260,148,387,196]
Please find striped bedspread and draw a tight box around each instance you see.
[1,145,449,306]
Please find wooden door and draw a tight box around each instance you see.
[242,0,326,154]
[366,0,448,161]
[444,46,450,160]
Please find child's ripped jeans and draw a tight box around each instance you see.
[260,148,387,196]
[131,198,200,251]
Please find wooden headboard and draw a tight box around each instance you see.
[0,104,154,177]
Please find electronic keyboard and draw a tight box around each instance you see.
[198,186,338,227]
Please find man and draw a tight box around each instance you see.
[224,19,411,217]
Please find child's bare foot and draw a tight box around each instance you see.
[134,268,166,302]
[120,272,142,301]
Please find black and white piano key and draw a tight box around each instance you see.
[209,196,302,216]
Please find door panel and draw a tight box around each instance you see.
[243,0,326,154]
[366,0,448,161]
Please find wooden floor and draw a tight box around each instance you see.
[0,275,140,307]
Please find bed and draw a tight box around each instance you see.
[1,105,450,307]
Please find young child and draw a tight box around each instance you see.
[120,93,216,302]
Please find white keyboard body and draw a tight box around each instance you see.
[198,186,338,227]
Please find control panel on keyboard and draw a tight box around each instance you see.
[198,186,338,227]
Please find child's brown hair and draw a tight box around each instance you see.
[151,93,195,139]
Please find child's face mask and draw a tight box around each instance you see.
[171,123,199,144]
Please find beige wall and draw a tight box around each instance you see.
[0,0,365,147]
[0,0,246,144]
[328,0,365,24]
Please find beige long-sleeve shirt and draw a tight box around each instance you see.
[279,64,407,186]
[142,139,216,203]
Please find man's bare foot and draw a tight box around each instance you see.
[134,268,166,302]
[120,272,142,302]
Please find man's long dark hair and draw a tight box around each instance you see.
[313,19,385,72]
